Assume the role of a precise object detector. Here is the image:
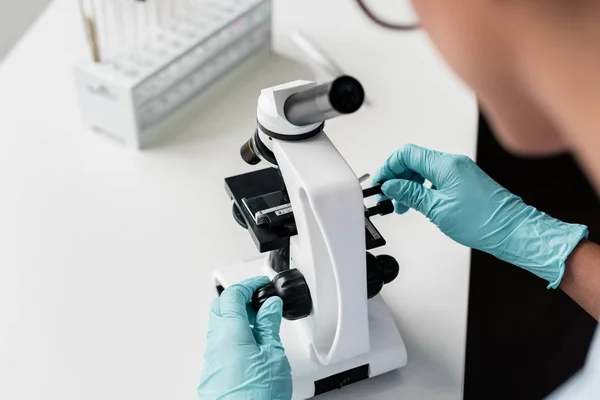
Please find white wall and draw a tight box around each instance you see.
[0,0,51,61]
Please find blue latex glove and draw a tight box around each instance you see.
[198,276,292,400]
[373,144,589,289]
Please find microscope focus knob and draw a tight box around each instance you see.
[366,253,400,299]
[366,253,384,299]
[377,254,400,284]
[232,203,248,229]
[252,268,312,320]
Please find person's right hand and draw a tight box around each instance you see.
[373,144,588,289]
[198,277,292,400]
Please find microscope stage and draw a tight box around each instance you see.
[225,168,387,253]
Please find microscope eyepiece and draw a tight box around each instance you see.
[328,76,365,114]
[284,75,365,126]
[242,76,365,165]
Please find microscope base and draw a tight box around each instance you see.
[213,258,408,399]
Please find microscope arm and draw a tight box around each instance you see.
[273,133,370,366]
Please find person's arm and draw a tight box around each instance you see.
[373,144,593,315]
[562,240,600,319]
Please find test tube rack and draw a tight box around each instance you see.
[74,0,271,149]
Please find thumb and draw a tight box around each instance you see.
[254,297,284,347]
[382,179,437,217]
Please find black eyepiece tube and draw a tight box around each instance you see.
[283,76,365,126]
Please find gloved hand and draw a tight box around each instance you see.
[198,276,292,400]
[373,144,589,289]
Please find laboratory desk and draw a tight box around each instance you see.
[0,1,477,399]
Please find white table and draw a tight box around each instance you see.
[0,0,477,399]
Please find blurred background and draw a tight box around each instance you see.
[0,1,596,400]
[0,0,51,60]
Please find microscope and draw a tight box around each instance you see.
[213,76,407,399]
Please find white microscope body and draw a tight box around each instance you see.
[214,77,407,399]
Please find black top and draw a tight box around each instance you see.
[464,112,598,400]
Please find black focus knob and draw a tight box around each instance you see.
[252,268,312,320]
[366,253,384,299]
[377,254,400,284]
[232,203,248,229]
[366,252,400,299]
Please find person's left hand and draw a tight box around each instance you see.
[198,276,292,400]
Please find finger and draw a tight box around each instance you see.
[254,296,285,347]
[246,303,258,326]
[392,199,410,215]
[210,297,221,315]
[206,298,234,345]
[207,297,257,346]
[382,179,437,217]
[406,170,426,185]
[375,170,425,213]
[219,276,271,321]
[376,144,446,187]
[207,297,222,329]
[373,152,427,186]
